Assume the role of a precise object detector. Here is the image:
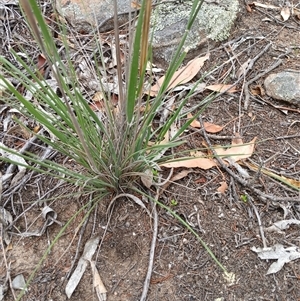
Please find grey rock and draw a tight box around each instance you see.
[57,0,238,65]
[264,71,300,107]
[151,0,239,66]
[57,0,131,28]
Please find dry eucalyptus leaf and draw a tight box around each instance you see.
[90,261,107,301]
[187,113,224,133]
[217,181,228,194]
[202,122,224,133]
[214,134,257,162]
[244,162,300,190]
[265,219,300,234]
[65,236,100,299]
[149,53,210,96]
[161,152,217,169]
[280,175,300,189]
[251,244,300,275]
[206,84,238,93]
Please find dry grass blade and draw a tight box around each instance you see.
[139,0,152,77]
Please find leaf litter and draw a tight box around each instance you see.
[65,236,107,300]
[0,1,300,298]
[251,244,300,275]
[214,133,257,163]
[161,133,257,169]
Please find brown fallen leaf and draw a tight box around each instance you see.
[217,181,228,194]
[149,53,210,96]
[37,53,47,78]
[214,133,257,162]
[187,113,224,133]
[206,84,238,93]
[250,84,265,96]
[160,157,217,169]
[160,151,217,169]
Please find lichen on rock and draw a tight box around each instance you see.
[200,1,239,41]
[151,0,239,65]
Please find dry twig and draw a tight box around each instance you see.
[139,187,159,301]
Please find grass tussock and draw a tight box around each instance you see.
[0,0,230,299]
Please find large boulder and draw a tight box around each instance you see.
[57,0,239,66]
[151,0,239,66]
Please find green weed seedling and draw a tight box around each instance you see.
[170,199,178,206]
[241,194,248,203]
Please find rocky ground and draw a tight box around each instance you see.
[1,0,300,300]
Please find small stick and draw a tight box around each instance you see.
[248,197,267,248]
[139,186,159,301]
[0,224,17,301]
